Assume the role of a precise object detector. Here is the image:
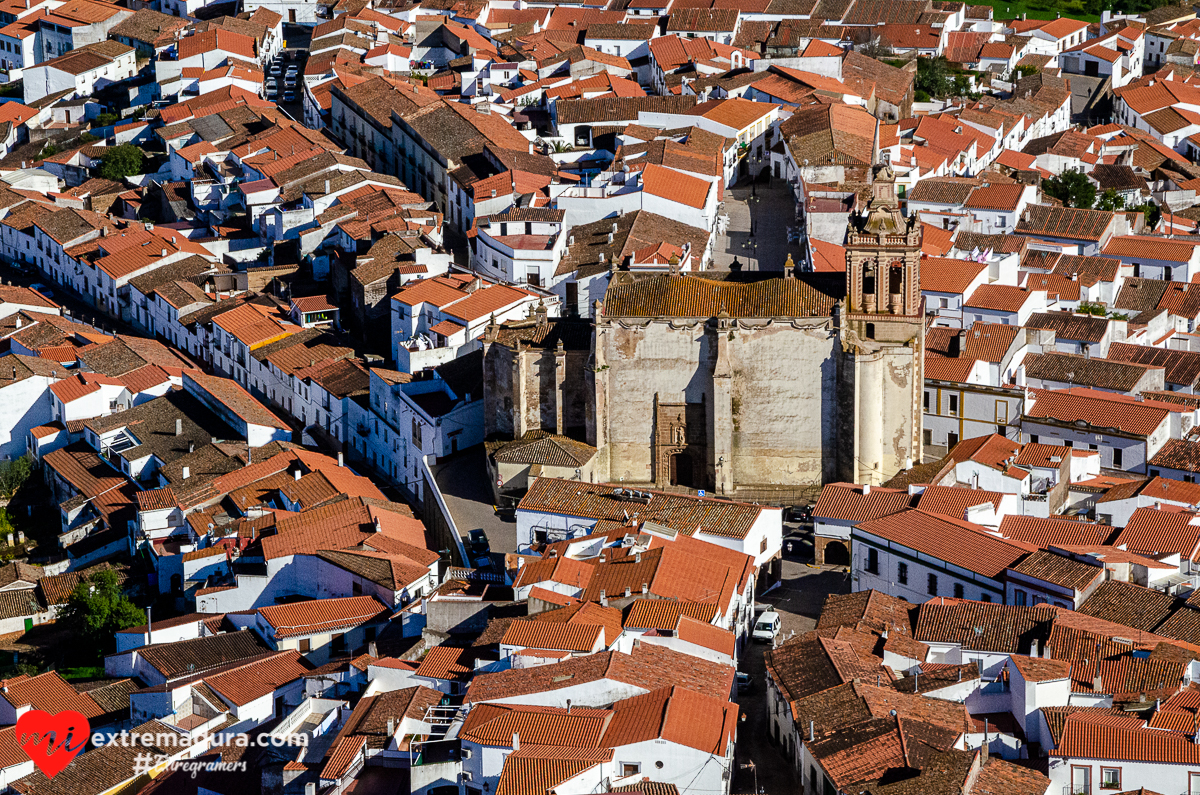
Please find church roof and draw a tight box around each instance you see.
[602,273,844,319]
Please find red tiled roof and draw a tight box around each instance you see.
[0,672,102,718]
[414,645,476,682]
[258,595,389,639]
[500,620,603,652]
[623,598,719,630]
[676,614,735,657]
[178,28,256,60]
[813,482,912,523]
[135,487,177,511]
[1113,506,1200,560]
[1055,711,1200,763]
[1025,389,1171,436]
[920,256,987,294]
[1103,235,1199,263]
[915,485,1003,519]
[964,284,1037,312]
[204,650,311,706]
[965,183,1026,211]
[641,163,711,209]
[858,509,1034,578]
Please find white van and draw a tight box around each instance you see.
[753,611,781,643]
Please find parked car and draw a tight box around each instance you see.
[784,504,812,523]
[468,529,490,556]
[269,64,282,76]
[29,283,52,298]
[282,91,296,102]
[752,611,781,643]
[285,64,299,75]
[735,672,753,693]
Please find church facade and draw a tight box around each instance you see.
[482,165,924,499]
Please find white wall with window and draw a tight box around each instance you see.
[851,527,1006,606]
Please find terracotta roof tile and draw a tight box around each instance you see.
[466,643,733,703]
[857,509,1032,579]
[919,256,987,294]
[1113,506,1200,560]
[258,595,390,639]
[1010,549,1104,592]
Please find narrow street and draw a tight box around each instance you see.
[432,445,516,561]
[713,174,803,272]
[732,550,850,794]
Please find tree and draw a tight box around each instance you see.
[861,36,894,59]
[1095,188,1126,212]
[0,455,32,500]
[58,570,141,658]
[96,144,145,181]
[1042,169,1097,209]
[915,56,953,99]
[1130,201,1161,229]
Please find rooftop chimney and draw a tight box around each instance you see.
[512,732,520,750]
[338,451,344,467]
[294,469,302,481]
[175,418,182,436]
[809,720,815,742]
[188,440,195,454]
[161,248,167,257]
[862,483,871,495]
[182,466,190,480]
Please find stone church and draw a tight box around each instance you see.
[482,165,924,497]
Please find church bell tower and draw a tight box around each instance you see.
[844,164,922,318]
[836,164,925,486]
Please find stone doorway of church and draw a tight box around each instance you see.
[669,453,694,488]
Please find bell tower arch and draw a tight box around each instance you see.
[844,164,921,320]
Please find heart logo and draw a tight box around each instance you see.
[15,709,89,779]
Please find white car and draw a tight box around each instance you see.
[752,611,781,643]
